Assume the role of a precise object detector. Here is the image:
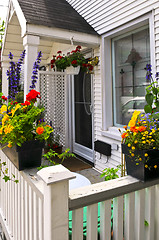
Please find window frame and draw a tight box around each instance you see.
[112,25,150,127]
[101,12,155,140]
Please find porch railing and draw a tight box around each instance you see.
[1,149,159,240]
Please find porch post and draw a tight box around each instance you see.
[1,61,9,97]
[37,165,75,240]
[23,35,40,98]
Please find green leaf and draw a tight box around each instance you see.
[145,93,153,105]
[144,104,152,113]
[3,176,10,182]
[144,220,149,227]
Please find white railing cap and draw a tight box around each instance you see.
[37,164,75,185]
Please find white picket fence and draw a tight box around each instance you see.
[1,149,159,240]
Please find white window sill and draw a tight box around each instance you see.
[101,127,123,141]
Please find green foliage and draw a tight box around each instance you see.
[0,20,5,49]
[145,81,159,113]
[0,159,19,183]
[0,101,53,147]
[38,148,76,170]
[100,165,121,181]
[144,220,149,227]
[15,91,24,103]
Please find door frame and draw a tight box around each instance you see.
[71,70,95,163]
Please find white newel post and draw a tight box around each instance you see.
[37,165,75,240]
[1,61,9,97]
[23,35,40,98]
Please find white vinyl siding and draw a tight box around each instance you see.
[67,0,159,170]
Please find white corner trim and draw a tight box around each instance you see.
[12,0,27,37]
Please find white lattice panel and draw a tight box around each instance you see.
[39,71,67,147]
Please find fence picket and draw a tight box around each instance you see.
[124,192,135,240]
[113,196,124,240]
[72,208,83,240]
[100,200,112,240]
[87,203,98,240]
[135,189,145,240]
[145,186,155,240]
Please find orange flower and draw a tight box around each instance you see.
[130,126,138,132]
[138,126,146,132]
[46,125,52,128]
[121,132,127,139]
[36,127,44,135]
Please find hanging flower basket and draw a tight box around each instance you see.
[65,65,80,75]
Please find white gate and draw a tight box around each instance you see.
[39,71,68,147]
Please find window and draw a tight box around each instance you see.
[112,26,150,126]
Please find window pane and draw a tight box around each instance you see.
[112,27,150,126]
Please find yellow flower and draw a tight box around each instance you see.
[142,137,145,140]
[133,110,141,116]
[2,114,9,125]
[142,141,146,144]
[134,140,138,144]
[132,146,135,150]
[128,143,131,147]
[145,131,148,135]
[145,153,148,157]
[0,105,7,114]
[145,165,148,168]
[4,124,14,134]
[139,158,142,161]
[133,132,137,136]
[131,153,134,157]
[0,127,3,134]
[7,142,12,148]
[152,129,155,133]
[154,165,157,169]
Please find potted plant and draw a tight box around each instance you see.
[50,45,94,74]
[120,109,159,181]
[44,132,63,154]
[0,89,53,171]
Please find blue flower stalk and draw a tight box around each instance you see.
[30,51,43,90]
[7,50,26,99]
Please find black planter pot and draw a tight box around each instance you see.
[122,143,159,182]
[2,140,44,171]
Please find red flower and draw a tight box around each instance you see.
[71,60,77,65]
[21,101,31,106]
[26,90,40,101]
[76,45,81,49]
[57,51,62,54]
[88,65,93,71]
[56,55,63,59]
[2,96,7,101]
[82,63,87,68]
[51,59,55,64]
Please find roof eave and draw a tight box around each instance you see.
[25,23,100,48]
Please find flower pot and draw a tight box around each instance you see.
[65,65,80,75]
[122,143,159,181]
[2,140,44,171]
